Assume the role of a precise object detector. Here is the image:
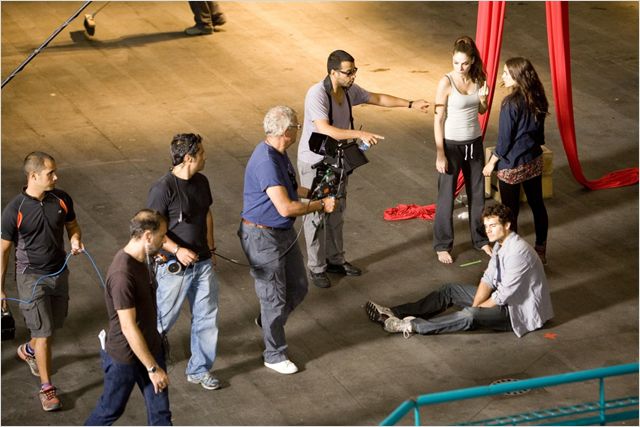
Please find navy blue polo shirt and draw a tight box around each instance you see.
[495,97,545,170]
[241,141,298,229]
[1,189,76,274]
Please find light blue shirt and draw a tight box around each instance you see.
[481,232,554,337]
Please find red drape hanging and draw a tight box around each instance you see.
[384,1,505,221]
[545,1,638,189]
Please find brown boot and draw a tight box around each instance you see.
[535,243,547,265]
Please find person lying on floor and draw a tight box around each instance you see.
[366,204,553,338]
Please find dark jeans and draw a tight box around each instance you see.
[433,138,488,252]
[85,350,172,426]
[498,175,548,246]
[238,222,308,363]
[392,284,511,335]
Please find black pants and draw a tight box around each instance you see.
[498,175,548,246]
[433,137,488,251]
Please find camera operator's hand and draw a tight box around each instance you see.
[359,130,384,146]
[321,197,337,214]
[176,247,198,266]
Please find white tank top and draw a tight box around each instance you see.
[443,74,482,143]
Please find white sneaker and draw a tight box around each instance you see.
[264,359,298,375]
[384,316,416,338]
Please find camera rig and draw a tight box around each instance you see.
[307,132,369,200]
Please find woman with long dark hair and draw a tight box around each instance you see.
[483,57,549,264]
[433,36,491,264]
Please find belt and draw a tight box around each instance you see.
[242,218,274,230]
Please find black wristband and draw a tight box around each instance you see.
[408,100,413,109]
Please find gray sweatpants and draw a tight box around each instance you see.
[298,160,347,274]
[238,222,308,363]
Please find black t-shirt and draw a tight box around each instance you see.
[0,189,76,274]
[147,172,213,260]
[105,250,161,364]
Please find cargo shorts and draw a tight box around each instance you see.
[17,269,69,338]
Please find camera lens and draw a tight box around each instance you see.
[167,260,182,274]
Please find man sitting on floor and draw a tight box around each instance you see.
[366,204,553,338]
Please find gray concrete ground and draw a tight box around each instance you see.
[1,1,638,425]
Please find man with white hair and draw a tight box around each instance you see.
[239,106,337,374]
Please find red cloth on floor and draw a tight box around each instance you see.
[383,204,436,221]
[545,2,638,189]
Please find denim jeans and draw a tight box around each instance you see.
[155,258,219,376]
[392,283,511,335]
[238,222,308,363]
[85,350,171,426]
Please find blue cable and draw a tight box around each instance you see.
[2,249,106,305]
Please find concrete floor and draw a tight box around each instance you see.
[1,1,638,425]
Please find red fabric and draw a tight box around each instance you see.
[384,1,505,222]
[545,1,638,189]
[383,204,436,221]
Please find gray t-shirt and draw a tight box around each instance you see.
[297,80,370,164]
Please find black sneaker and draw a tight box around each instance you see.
[310,271,331,288]
[326,261,362,276]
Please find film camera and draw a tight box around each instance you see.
[307,132,369,200]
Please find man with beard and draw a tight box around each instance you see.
[85,209,172,425]
[297,49,430,288]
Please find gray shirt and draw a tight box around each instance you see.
[297,80,370,164]
[481,232,554,337]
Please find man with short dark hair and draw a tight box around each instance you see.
[239,106,336,374]
[85,209,172,426]
[147,133,221,390]
[298,49,430,288]
[1,151,84,412]
[366,204,553,338]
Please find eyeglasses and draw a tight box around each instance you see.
[288,124,302,130]
[338,67,358,77]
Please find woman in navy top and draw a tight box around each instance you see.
[483,57,549,264]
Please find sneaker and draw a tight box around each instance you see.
[17,344,39,377]
[264,360,298,375]
[39,385,62,412]
[184,25,214,36]
[384,316,416,339]
[326,261,362,276]
[310,271,331,288]
[187,372,221,390]
[365,301,395,324]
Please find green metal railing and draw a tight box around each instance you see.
[381,362,639,426]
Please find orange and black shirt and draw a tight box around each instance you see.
[1,189,76,275]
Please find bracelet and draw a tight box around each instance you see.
[173,245,180,255]
[320,200,325,210]
[408,100,413,109]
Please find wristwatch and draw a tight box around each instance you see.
[147,365,157,374]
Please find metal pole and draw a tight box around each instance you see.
[1,0,93,89]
